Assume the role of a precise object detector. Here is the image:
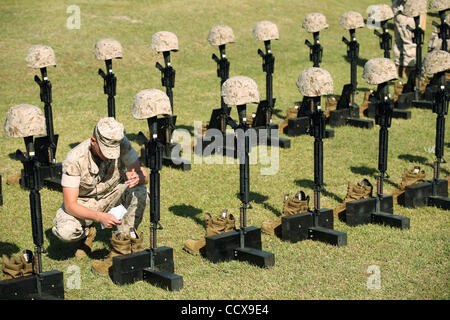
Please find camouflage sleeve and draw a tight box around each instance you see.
[120,136,139,167]
[61,158,81,188]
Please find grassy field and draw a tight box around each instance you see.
[0,0,448,300]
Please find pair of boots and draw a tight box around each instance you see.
[261,191,310,236]
[333,179,373,217]
[390,166,426,201]
[183,209,236,255]
[91,229,144,275]
[1,250,33,280]
[279,105,299,132]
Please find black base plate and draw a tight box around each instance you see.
[251,124,291,149]
[0,271,64,300]
[143,269,183,291]
[328,108,374,129]
[365,103,411,120]
[399,180,448,209]
[233,247,275,268]
[285,117,334,138]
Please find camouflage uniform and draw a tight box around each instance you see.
[392,0,416,67]
[52,137,147,242]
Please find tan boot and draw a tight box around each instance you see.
[279,106,299,132]
[183,210,236,255]
[6,173,21,185]
[91,233,131,275]
[130,229,144,253]
[20,250,33,277]
[391,166,426,201]
[324,96,338,118]
[1,255,23,280]
[75,226,96,259]
[359,91,372,116]
[333,179,373,217]
[262,192,309,235]
[393,81,404,102]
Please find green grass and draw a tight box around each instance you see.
[0,0,449,300]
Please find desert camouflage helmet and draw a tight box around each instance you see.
[403,0,428,18]
[151,31,179,52]
[296,67,333,97]
[253,21,279,41]
[339,11,365,30]
[25,45,56,69]
[93,38,123,60]
[423,50,450,74]
[429,0,450,11]
[221,76,260,106]
[131,89,172,119]
[3,104,46,138]
[208,25,236,46]
[367,4,394,22]
[302,13,329,33]
[363,58,397,85]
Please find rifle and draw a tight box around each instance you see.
[156,51,176,112]
[434,9,449,51]
[0,175,3,206]
[374,20,392,58]
[341,29,359,108]
[16,138,46,294]
[146,116,164,269]
[305,32,323,67]
[212,44,231,133]
[98,59,117,118]
[254,40,275,127]
[373,82,393,210]
[404,16,424,101]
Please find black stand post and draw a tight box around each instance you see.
[374,21,392,59]
[30,67,62,191]
[305,32,323,67]
[0,139,64,300]
[98,59,117,118]
[397,15,426,109]
[111,116,183,291]
[138,51,191,171]
[251,40,290,149]
[329,29,374,129]
[341,83,410,228]
[403,71,449,209]
[281,98,347,246]
[204,105,275,268]
[0,175,3,206]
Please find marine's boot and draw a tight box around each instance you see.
[6,173,21,185]
[91,233,131,276]
[391,166,426,201]
[279,106,299,132]
[261,192,309,236]
[183,210,236,255]
[324,96,338,118]
[359,91,372,116]
[130,228,144,253]
[1,255,23,280]
[393,81,404,102]
[420,76,430,95]
[333,179,373,217]
[20,250,33,277]
[75,226,96,259]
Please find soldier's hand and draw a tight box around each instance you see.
[125,169,140,188]
[99,212,122,228]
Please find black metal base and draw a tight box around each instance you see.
[0,271,64,300]
[111,246,183,291]
[20,162,63,192]
[204,226,274,268]
[195,132,238,158]
[281,208,347,246]
[365,103,412,120]
[399,180,449,210]
[341,195,410,229]
[252,124,291,149]
[285,116,334,138]
[328,107,374,129]
[141,142,191,171]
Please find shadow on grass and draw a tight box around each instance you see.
[0,241,20,257]
[234,191,282,217]
[169,204,203,226]
[126,132,144,144]
[350,166,377,177]
[8,152,19,161]
[342,55,369,68]
[294,179,343,203]
[68,142,82,149]
[398,154,450,176]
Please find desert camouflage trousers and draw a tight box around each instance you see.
[52,184,147,242]
[393,13,416,67]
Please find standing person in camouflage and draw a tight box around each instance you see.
[51,117,149,275]
[392,0,419,78]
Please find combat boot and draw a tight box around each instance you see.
[324,96,338,118]
[279,106,299,132]
[91,232,131,276]
[391,166,426,201]
[6,173,21,185]
[183,210,236,255]
[333,179,373,217]
[359,91,372,116]
[393,81,404,102]
[75,226,96,259]
[20,250,33,277]
[130,228,144,253]
[261,192,309,235]
[1,255,23,280]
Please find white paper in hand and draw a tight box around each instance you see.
[101,204,128,229]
